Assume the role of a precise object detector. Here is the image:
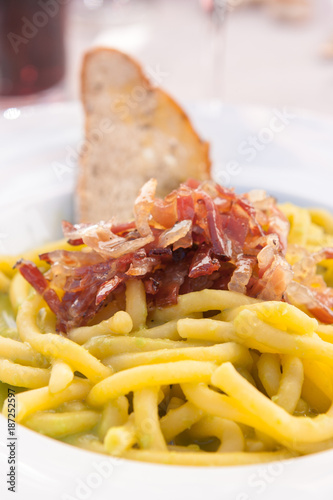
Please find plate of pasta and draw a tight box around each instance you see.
[1,102,333,500]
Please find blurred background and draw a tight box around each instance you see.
[1,0,333,114]
[2,0,333,254]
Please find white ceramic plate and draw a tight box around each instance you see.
[1,102,333,500]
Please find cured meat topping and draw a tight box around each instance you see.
[15,179,333,332]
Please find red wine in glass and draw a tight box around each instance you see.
[0,0,66,96]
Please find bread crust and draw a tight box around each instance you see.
[78,47,211,223]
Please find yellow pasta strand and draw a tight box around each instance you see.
[182,383,252,426]
[0,359,50,389]
[257,354,281,398]
[151,289,259,323]
[98,396,129,440]
[37,307,57,334]
[104,414,136,455]
[87,361,217,407]
[0,336,46,367]
[189,416,245,453]
[49,361,74,394]
[131,321,181,340]
[177,318,235,343]
[68,311,133,345]
[126,280,147,330]
[2,379,91,421]
[301,376,331,414]
[23,410,100,438]
[302,359,333,401]
[16,295,112,383]
[105,343,252,372]
[0,293,18,339]
[182,381,333,455]
[9,272,31,314]
[316,324,333,344]
[273,356,304,414]
[222,301,317,335]
[160,402,203,443]
[123,448,294,466]
[133,386,167,451]
[166,396,185,411]
[212,362,333,445]
[233,310,333,368]
[84,335,211,359]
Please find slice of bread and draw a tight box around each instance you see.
[77,48,211,223]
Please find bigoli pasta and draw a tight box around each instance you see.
[2,180,333,466]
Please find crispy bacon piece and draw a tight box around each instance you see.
[159,220,192,249]
[63,219,155,259]
[245,234,293,301]
[177,188,195,222]
[247,193,289,252]
[292,248,333,286]
[284,248,333,322]
[134,178,157,237]
[285,281,333,323]
[189,244,220,279]
[221,209,249,253]
[151,259,190,308]
[228,255,256,295]
[197,191,232,258]
[62,221,85,246]
[40,250,103,268]
[14,260,62,315]
[126,249,160,277]
[23,178,333,332]
[111,221,136,235]
[309,289,333,323]
[96,276,124,305]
